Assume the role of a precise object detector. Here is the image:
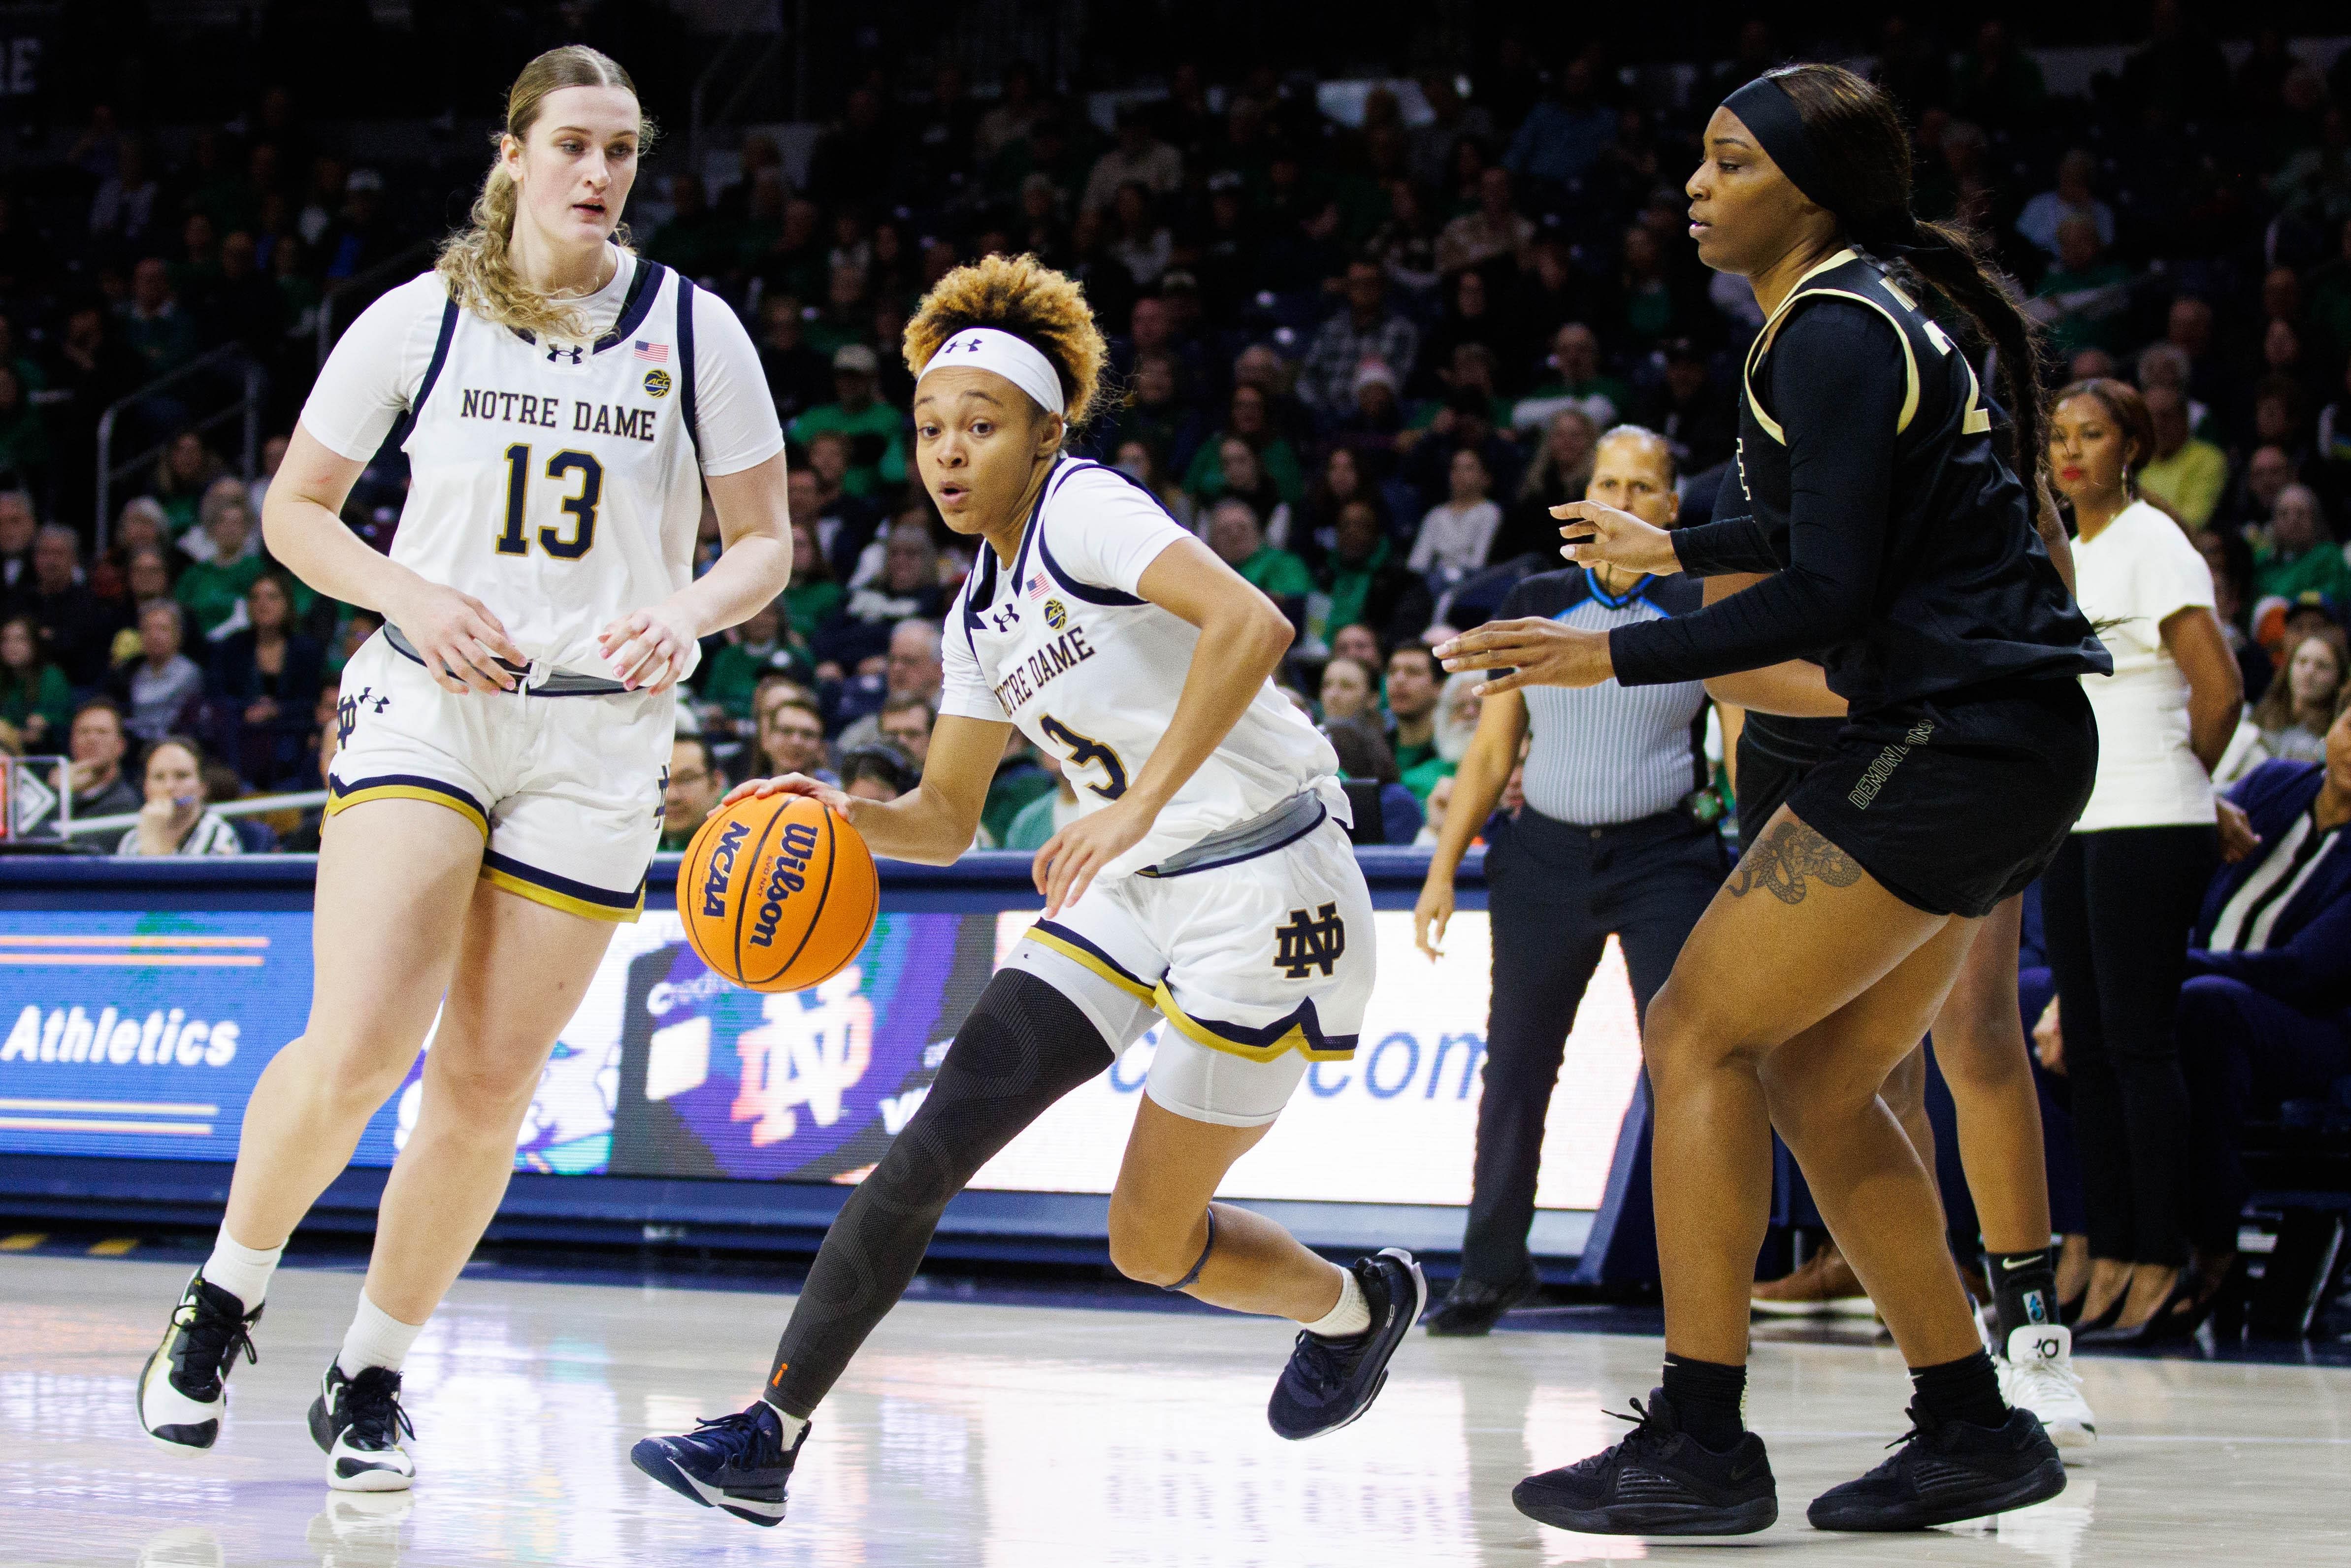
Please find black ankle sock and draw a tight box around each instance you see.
[1661,1353,1747,1452]
[1910,1350,2007,1430]
[1984,1247,2058,1341]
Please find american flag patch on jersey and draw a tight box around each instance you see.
[1025,573,1047,599]
[633,340,669,362]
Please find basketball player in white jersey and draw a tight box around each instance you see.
[136,46,789,1489]
[630,254,1424,1528]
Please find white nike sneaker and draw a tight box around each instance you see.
[1999,1323,2095,1463]
[308,1363,418,1491]
[137,1271,262,1452]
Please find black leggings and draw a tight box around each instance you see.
[2039,825,2217,1268]
[766,971,1113,1415]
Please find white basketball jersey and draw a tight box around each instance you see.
[940,457,1342,877]
[304,252,748,675]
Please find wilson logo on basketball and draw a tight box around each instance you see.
[747,821,824,948]
[702,820,750,917]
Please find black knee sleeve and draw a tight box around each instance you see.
[766,970,1113,1413]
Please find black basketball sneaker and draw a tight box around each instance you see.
[1807,1404,2065,1530]
[1268,1247,1427,1440]
[1513,1390,1779,1536]
[308,1363,417,1491]
[632,1402,808,1527]
[137,1272,261,1451]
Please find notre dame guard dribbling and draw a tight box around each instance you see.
[631,254,1423,1529]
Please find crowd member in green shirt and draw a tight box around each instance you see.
[1316,499,1417,648]
[2253,484,2351,604]
[1381,641,1453,801]
[172,502,265,636]
[1179,383,1304,505]
[786,345,907,498]
[779,501,845,649]
[2136,384,2228,529]
[1205,496,1311,629]
[2031,216,2134,358]
[1509,322,1630,433]
[0,614,72,747]
[697,598,813,720]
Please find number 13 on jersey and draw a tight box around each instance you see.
[496,443,603,560]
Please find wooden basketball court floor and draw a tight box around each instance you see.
[3,1251,2347,1567]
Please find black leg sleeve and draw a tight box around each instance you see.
[764,970,1113,1415]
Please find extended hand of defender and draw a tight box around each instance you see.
[1035,794,1152,918]
[1551,499,1681,577]
[1435,618,1613,696]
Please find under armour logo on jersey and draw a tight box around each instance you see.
[546,343,584,365]
[1273,903,1346,979]
[989,605,1021,632]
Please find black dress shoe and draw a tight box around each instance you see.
[1425,1265,1538,1337]
[2076,1270,2219,1348]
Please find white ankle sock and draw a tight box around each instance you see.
[201,1228,284,1312]
[1302,1267,1371,1338]
[758,1398,811,1445]
[336,1292,426,1377]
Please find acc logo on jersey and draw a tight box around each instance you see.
[1043,597,1068,630]
[643,368,672,398]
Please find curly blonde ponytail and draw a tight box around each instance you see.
[435,45,656,341]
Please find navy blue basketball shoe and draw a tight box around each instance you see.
[1269,1247,1426,1440]
[632,1402,807,1528]
[1513,1390,1779,1536]
[1807,1404,2064,1530]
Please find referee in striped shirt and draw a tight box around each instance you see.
[1414,425,1725,1334]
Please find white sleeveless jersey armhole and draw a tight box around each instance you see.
[296,248,783,675]
[950,457,1341,878]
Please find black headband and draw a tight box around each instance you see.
[1721,76,1831,210]
[1720,73,1948,259]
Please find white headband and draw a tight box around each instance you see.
[918,327,1065,417]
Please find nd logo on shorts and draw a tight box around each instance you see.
[336,686,389,746]
[1272,902,1345,979]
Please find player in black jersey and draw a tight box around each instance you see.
[1438,64,2106,1535]
[1706,465,2096,1458]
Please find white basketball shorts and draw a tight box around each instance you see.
[325,629,671,922]
[1005,814,1377,1127]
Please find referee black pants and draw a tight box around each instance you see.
[1459,805,1727,1286]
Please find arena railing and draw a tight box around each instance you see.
[94,345,264,552]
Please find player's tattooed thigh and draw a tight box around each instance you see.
[1725,819,1862,905]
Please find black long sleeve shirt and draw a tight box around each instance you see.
[1608,251,2107,715]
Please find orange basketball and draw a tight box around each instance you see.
[677,792,879,992]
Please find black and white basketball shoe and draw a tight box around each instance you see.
[1807,1403,2065,1530]
[308,1363,417,1491]
[631,1401,807,1527]
[137,1272,261,1452]
[1513,1389,1779,1536]
[1268,1246,1427,1440]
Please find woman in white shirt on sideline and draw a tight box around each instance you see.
[116,735,243,856]
[2040,378,2244,1345]
[1407,446,1501,582]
